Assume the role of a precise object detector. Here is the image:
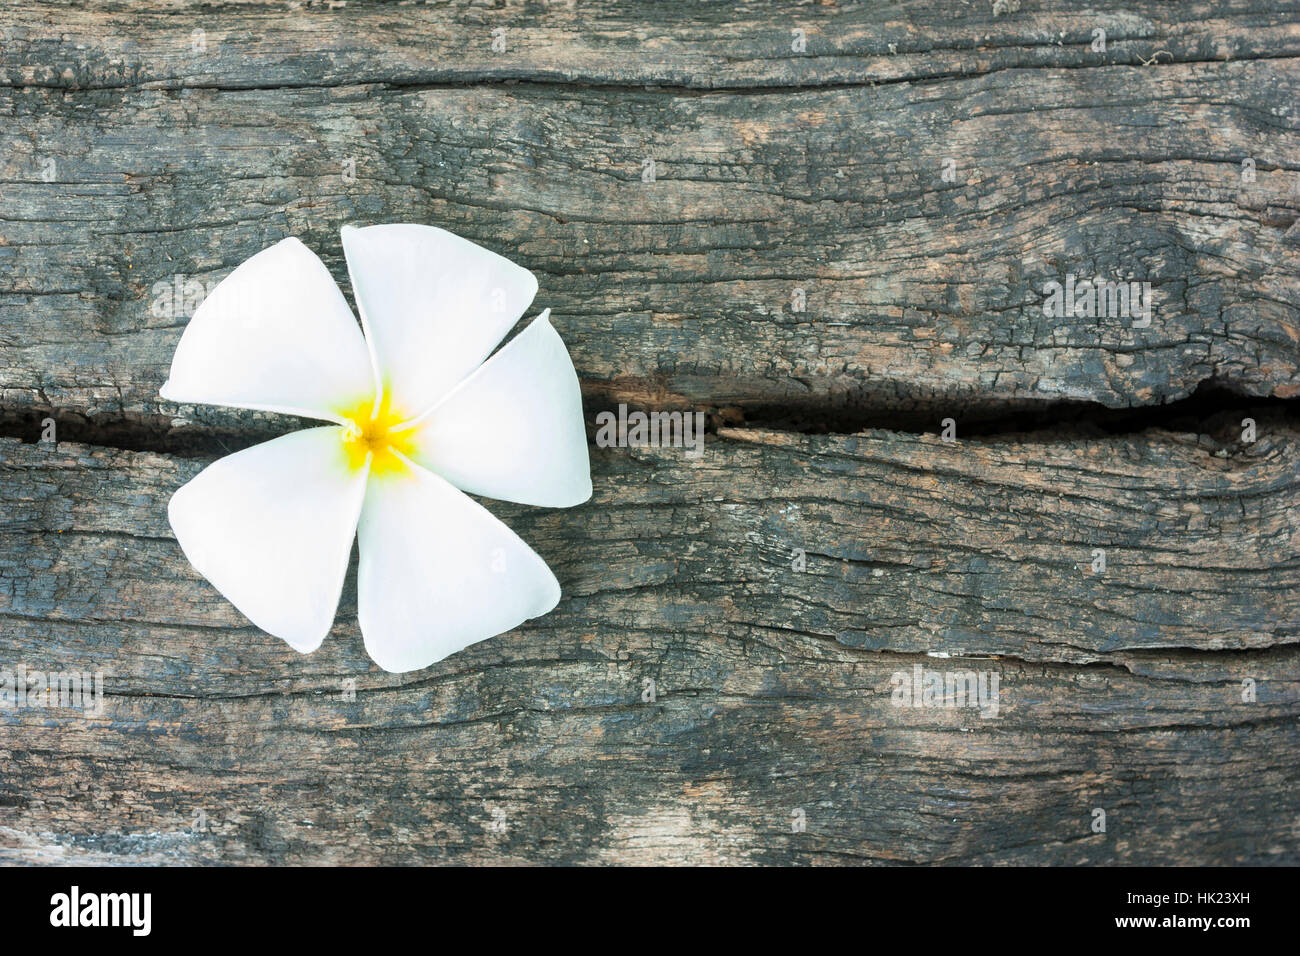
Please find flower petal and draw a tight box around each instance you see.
[340,223,538,414]
[168,426,368,652]
[356,462,560,672]
[402,310,592,508]
[160,237,373,422]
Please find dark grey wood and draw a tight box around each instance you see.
[0,427,1297,863]
[1,42,1297,437]
[4,1,1298,91]
[0,0,1297,865]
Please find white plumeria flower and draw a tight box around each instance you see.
[160,224,591,672]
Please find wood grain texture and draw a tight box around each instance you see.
[3,0,1298,90]
[1,427,1298,864]
[1,16,1298,436]
[4,421,1299,666]
[1,0,1298,866]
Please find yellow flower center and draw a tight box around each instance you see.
[337,394,418,478]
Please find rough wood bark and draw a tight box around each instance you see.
[1,429,1297,864]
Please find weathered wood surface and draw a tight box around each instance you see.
[4,423,1299,667]
[4,0,1299,90]
[1,0,1298,865]
[1,431,1298,864]
[2,4,1299,440]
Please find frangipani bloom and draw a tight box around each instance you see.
[160,225,591,672]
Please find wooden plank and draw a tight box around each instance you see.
[1,60,1297,439]
[3,0,1298,90]
[1,639,1295,865]
[1,431,1297,864]
[3,420,1297,669]
[1,0,1297,868]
